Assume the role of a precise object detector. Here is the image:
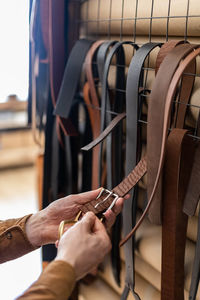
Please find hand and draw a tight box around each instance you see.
[55,212,111,280]
[25,189,128,247]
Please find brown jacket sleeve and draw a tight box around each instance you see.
[0,214,37,263]
[0,216,76,299]
[17,260,76,300]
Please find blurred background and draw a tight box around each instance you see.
[0,1,42,299]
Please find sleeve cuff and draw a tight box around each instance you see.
[0,214,38,263]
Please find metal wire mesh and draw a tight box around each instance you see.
[69,0,200,140]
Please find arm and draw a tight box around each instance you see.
[0,189,126,263]
[0,215,38,263]
[17,212,111,300]
[16,260,76,300]
[0,190,102,263]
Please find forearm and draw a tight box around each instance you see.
[0,215,38,263]
[16,260,76,300]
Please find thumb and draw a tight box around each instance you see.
[77,188,102,205]
[81,212,96,232]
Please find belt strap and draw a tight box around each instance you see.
[188,123,200,300]
[83,40,105,189]
[79,157,147,215]
[161,129,196,300]
[155,39,195,128]
[189,208,200,300]
[54,39,94,135]
[97,40,118,83]
[82,112,126,150]
[97,41,129,286]
[183,142,200,216]
[123,42,161,300]
[155,40,185,74]
[147,43,197,224]
[99,41,136,188]
[96,40,118,188]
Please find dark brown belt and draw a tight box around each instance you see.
[83,40,105,189]
[161,129,196,300]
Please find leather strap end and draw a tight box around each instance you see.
[81,112,126,151]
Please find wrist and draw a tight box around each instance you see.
[25,211,44,247]
[55,246,79,278]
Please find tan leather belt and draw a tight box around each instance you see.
[147,42,196,225]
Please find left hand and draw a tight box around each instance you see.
[25,188,129,247]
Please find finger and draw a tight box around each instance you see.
[75,188,102,205]
[104,197,124,220]
[112,197,124,214]
[103,209,116,229]
[92,215,107,234]
[103,197,125,229]
[55,240,59,248]
[81,211,96,232]
[89,266,98,276]
[124,194,130,200]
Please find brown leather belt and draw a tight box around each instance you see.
[147,42,196,225]
[83,40,105,189]
[161,129,196,300]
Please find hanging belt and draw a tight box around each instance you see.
[54,39,95,135]
[99,41,136,189]
[147,43,196,224]
[83,40,105,189]
[188,122,200,300]
[189,207,200,300]
[161,129,196,300]
[96,41,130,286]
[155,39,196,129]
[122,42,161,300]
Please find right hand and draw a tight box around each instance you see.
[55,212,112,280]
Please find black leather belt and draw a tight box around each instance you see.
[122,42,161,300]
[54,39,95,135]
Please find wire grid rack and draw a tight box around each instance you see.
[68,0,200,141]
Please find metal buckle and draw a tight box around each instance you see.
[94,188,119,210]
[58,211,82,240]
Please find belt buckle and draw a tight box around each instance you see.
[95,188,119,211]
[58,211,82,239]
[59,188,119,239]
